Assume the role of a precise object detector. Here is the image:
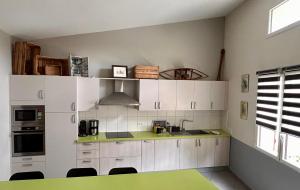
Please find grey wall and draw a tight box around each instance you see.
[0,29,12,180]
[230,138,300,190]
[32,18,224,79]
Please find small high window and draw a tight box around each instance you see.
[269,0,300,34]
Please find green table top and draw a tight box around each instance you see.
[76,129,230,143]
[0,170,218,190]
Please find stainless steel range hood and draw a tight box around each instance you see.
[99,80,140,106]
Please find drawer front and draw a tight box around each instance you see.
[77,142,99,151]
[12,156,46,163]
[77,149,99,159]
[12,162,46,175]
[77,159,99,174]
[99,157,141,175]
[100,141,141,158]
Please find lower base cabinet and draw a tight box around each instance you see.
[214,137,230,166]
[141,140,155,172]
[197,138,215,168]
[154,139,180,171]
[99,157,141,175]
[179,139,197,169]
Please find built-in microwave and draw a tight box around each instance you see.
[11,105,45,127]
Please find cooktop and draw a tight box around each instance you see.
[105,132,134,139]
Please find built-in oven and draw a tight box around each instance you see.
[11,105,45,157]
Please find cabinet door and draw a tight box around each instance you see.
[210,81,226,110]
[45,113,77,178]
[100,157,141,175]
[139,79,158,111]
[214,137,230,167]
[77,77,99,111]
[141,140,155,172]
[10,75,45,104]
[154,139,179,171]
[179,139,197,169]
[176,81,194,110]
[158,80,177,110]
[194,81,211,110]
[197,138,215,168]
[45,76,77,113]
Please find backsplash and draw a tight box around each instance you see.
[79,106,223,132]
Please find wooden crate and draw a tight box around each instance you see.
[12,42,41,75]
[134,65,159,79]
[33,55,69,76]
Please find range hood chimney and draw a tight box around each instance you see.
[98,80,140,106]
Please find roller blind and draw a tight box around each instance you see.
[256,73,281,130]
[282,70,300,137]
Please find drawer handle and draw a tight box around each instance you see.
[115,158,124,161]
[22,164,33,167]
[22,157,32,161]
[144,140,151,143]
[82,143,93,146]
[82,160,92,163]
[116,141,123,145]
[82,151,92,154]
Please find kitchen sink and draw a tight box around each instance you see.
[169,130,210,136]
[185,130,210,135]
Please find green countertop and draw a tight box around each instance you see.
[76,129,230,143]
[0,170,218,190]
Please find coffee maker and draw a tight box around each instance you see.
[89,120,99,136]
[78,120,88,137]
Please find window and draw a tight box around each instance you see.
[269,0,300,34]
[256,66,300,170]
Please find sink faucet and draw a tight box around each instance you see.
[180,119,193,131]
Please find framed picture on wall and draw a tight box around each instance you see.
[112,65,128,78]
[241,74,249,92]
[240,101,248,120]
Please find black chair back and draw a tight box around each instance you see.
[9,171,44,181]
[109,167,138,175]
[67,168,97,177]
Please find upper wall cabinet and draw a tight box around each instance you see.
[139,80,176,111]
[176,80,227,111]
[45,76,77,113]
[10,75,45,105]
[77,78,99,111]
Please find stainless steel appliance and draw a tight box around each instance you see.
[11,105,45,157]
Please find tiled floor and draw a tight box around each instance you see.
[198,169,251,190]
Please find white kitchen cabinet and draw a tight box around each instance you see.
[77,77,99,111]
[154,139,179,171]
[45,112,77,178]
[179,139,197,169]
[176,80,194,110]
[158,80,177,110]
[197,138,215,168]
[45,76,77,113]
[100,157,141,175]
[141,140,155,172]
[100,141,141,158]
[214,137,230,167]
[210,81,226,110]
[139,79,159,111]
[11,162,46,175]
[10,75,45,104]
[194,81,211,110]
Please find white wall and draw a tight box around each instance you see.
[223,0,300,146]
[32,18,224,79]
[0,29,12,180]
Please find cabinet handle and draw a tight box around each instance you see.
[82,143,93,146]
[82,151,92,154]
[211,102,213,110]
[115,158,124,161]
[154,102,157,109]
[71,102,76,111]
[199,139,201,147]
[177,140,179,148]
[22,157,32,161]
[158,102,161,109]
[116,141,123,145]
[144,140,151,143]
[38,90,43,99]
[216,138,219,146]
[193,102,196,109]
[82,160,92,163]
[22,164,32,167]
[195,139,198,147]
[71,114,76,123]
[191,102,193,109]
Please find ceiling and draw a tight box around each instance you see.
[0,0,244,40]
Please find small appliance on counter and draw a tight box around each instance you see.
[153,120,167,134]
[166,126,181,133]
[78,120,88,137]
[89,120,99,136]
